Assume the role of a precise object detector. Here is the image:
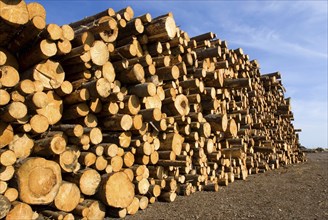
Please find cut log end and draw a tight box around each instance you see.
[99,172,135,208]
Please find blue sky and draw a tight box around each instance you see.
[27,0,328,148]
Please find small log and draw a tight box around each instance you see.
[22,59,65,89]
[7,16,46,53]
[4,187,18,202]
[0,101,27,122]
[204,113,228,132]
[0,165,15,182]
[159,132,184,155]
[66,168,101,196]
[0,150,16,166]
[129,82,157,97]
[73,199,106,219]
[0,122,14,149]
[162,94,190,116]
[158,191,177,202]
[57,145,80,171]
[146,16,177,42]
[90,40,110,66]
[33,135,67,156]
[82,78,111,99]
[0,65,20,88]
[0,195,11,219]
[102,114,133,131]
[126,197,140,215]
[8,134,34,159]
[117,63,145,84]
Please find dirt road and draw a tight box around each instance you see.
[124,152,328,220]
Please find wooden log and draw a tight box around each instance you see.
[102,132,131,148]
[224,78,251,89]
[119,95,141,115]
[159,132,184,155]
[33,135,67,156]
[156,65,180,81]
[53,181,81,212]
[22,59,65,89]
[79,152,97,167]
[158,191,177,202]
[117,63,145,84]
[162,94,190,116]
[74,16,117,36]
[0,150,16,166]
[0,181,7,194]
[58,146,81,173]
[0,165,15,182]
[66,168,101,196]
[7,15,46,53]
[139,108,162,122]
[18,39,58,70]
[16,157,62,205]
[5,202,34,220]
[61,24,75,41]
[0,89,10,106]
[118,18,144,39]
[0,0,29,46]
[56,39,72,55]
[36,91,63,125]
[204,113,228,132]
[97,172,135,208]
[134,178,150,195]
[146,16,177,42]
[0,65,20,88]
[126,197,140,215]
[0,195,11,219]
[68,7,115,28]
[90,40,109,66]
[0,101,27,122]
[73,199,106,219]
[129,82,157,97]
[62,103,89,120]
[0,122,14,149]
[102,114,133,131]
[41,210,74,220]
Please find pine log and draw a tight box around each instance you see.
[0,122,14,149]
[16,157,62,205]
[22,59,65,89]
[0,195,11,219]
[5,202,34,220]
[73,199,106,219]
[159,132,184,155]
[146,16,177,42]
[0,65,20,88]
[53,181,81,212]
[98,172,135,208]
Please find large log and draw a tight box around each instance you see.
[16,157,62,205]
[98,172,135,208]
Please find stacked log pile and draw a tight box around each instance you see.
[0,1,306,219]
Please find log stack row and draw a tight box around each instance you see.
[0,1,306,219]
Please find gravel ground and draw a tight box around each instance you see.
[124,152,328,220]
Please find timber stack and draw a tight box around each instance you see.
[0,0,306,219]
